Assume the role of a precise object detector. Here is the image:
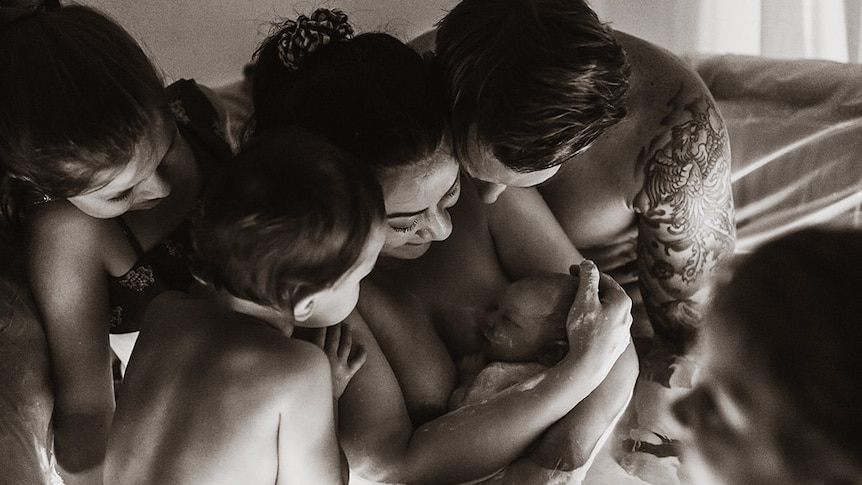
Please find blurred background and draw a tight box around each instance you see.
[592,0,862,63]
[83,0,862,87]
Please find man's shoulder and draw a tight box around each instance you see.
[610,32,729,171]
[614,31,714,116]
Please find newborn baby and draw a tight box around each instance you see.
[449,272,577,409]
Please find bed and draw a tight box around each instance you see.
[694,54,862,252]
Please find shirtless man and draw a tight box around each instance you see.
[430,0,736,469]
[434,0,734,387]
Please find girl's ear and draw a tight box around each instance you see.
[293,295,316,322]
[537,339,569,367]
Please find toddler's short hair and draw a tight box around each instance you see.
[193,126,384,311]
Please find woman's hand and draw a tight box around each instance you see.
[565,260,633,376]
[311,322,368,399]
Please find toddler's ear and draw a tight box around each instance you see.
[537,339,569,367]
[293,295,316,322]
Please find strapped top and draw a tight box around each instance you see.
[107,79,233,334]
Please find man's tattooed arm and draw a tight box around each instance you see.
[633,87,736,387]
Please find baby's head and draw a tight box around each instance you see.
[193,126,385,327]
[481,272,578,365]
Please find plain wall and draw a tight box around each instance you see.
[80,1,719,88]
[83,0,460,87]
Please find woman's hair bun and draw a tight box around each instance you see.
[275,8,353,72]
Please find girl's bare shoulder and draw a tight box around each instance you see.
[26,200,112,255]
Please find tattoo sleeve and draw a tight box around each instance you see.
[634,87,736,385]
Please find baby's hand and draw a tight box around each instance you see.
[449,353,486,410]
[457,353,487,382]
[311,323,367,399]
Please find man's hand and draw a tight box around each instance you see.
[565,260,633,374]
[581,238,639,287]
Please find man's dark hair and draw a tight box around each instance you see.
[436,0,631,172]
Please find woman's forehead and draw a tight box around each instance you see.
[380,156,459,211]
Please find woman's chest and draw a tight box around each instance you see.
[405,196,511,356]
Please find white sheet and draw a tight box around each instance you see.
[691,54,862,252]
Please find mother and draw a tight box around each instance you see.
[251,9,638,483]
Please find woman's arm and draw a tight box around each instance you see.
[487,186,584,280]
[26,204,115,485]
[340,261,632,484]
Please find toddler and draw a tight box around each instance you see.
[104,126,384,484]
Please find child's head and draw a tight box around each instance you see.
[252,9,459,260]
[674,228,862,485]
[435,0,630,196]
[0,1,169,221]
[481,272,578,365]
[193,126,385,327]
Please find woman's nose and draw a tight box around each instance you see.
[138,170,171,200]
[418,206,453,242]
[474,180,507,204]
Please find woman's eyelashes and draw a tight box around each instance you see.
[108,190,133,202]
[390,177,461,234]
[446,177,461,201]
[391,219,420,234]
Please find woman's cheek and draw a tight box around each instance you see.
[381,231,411,252]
